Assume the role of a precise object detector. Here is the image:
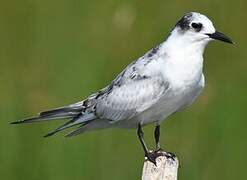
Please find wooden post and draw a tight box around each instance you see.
[141,151,179,180]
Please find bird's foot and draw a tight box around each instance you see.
[154,148,176,161]
[154,147,163,153]
[164,151,176,161]
[145,151,163,166]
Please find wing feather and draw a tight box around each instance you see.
[96,74,169,121]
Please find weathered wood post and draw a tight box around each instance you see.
[141,151,179,180]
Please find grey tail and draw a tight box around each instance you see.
[43,113,96,137]
[11,102,84,124]
[11,101,98,137]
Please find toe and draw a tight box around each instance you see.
[165,152,176,160]
[145,151,163,166]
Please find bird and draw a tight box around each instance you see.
[11,12,233,165]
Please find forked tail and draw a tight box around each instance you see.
[11,101,97,137]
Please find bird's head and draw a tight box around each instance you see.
[169,12,233,49]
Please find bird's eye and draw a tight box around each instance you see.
[191,23,202,31]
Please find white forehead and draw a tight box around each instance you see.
[190,12,215,33]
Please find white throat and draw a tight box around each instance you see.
[162,29,209,57]
[158,29,206,86]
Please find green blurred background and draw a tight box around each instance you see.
[0,0,246,179]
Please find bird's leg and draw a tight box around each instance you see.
[154,125,161,151]
[154,125,176,160]
[154,125,162,152]
[137,123,149,155]
[137,123,162,166]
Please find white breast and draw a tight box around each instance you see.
[134,51,205,126]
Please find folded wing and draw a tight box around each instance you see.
[96,74,169,121]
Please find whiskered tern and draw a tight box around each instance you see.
[12,12,233,165]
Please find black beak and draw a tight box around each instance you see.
[206,31,234,44]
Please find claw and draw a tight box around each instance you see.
[165,152,176,161]
[145,151,163,166]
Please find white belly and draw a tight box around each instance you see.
[141,74,205,125]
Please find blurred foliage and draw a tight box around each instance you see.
[0,0,246,180]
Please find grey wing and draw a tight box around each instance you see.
[95,74,169,121]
